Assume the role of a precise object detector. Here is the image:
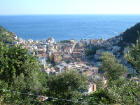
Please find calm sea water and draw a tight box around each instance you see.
[0,15,140,41]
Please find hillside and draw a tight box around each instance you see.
[99,22,140,53]
[119,22,140,47]
[0,26,16,44]
[85,22,140,67]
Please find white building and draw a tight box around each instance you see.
[28,39,34,44]
[47,37,55,44]
[88,83,96,94]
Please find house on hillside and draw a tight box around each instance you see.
[88,82,97,94]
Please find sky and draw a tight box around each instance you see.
[0,0,140,15]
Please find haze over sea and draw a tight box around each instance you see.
[0,15,140,41]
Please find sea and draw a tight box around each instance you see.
[0,15,140,41]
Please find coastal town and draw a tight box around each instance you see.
[1,23,140,104]
[1,0,140,104]
[10,29,134,94]
[13,34,113,93]
[2,28,136,94]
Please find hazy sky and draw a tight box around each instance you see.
[0,0,140,15]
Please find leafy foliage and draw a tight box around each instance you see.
[99,52,127,81]
[0,25,140,105]
[108,80,140,104]
[59,40,71,43]
[126,35,140,74]
[85,45,98,56]
[88,79,140,105]
[47,70,88,105]
[118,23,140,48]
[122,23,140,43]
[87,88,114,105]
[0,26,15,44]
[0,42,47,104]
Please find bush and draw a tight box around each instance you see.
[47,70,88,105]
[99,52,127,81]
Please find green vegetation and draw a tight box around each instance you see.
[0,26,15,44]
[119,22,140,47]
[87,88,114,104]
[0,41,88,104]
[85,46,98,56]
[59,40,71,43]
[88,35,140,104]
[0,25,140,105]
[126,35,140,74]
[87,51,140,104]
[0,42,47,104]
[46,70,88,105]
[88,79,140,105]
[99,52,127,81]
[88,37,140,104]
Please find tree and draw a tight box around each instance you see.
[107,80,140,105]
[88,79,140,105]
[85,45,98,56]
[47,70,88,105]
[99,52,127,81]
[0,42,47,104]
[87,88,114,105]
[126,35,140,74]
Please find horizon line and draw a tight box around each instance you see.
[0,13,140,16]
